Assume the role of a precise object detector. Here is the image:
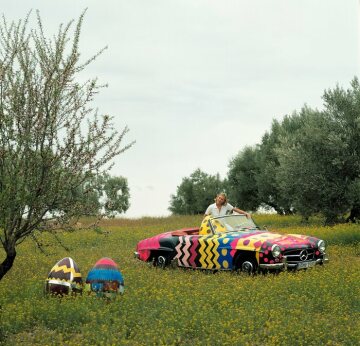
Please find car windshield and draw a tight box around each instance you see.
[210,214,258,233]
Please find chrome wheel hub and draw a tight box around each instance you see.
[241,261,254,273]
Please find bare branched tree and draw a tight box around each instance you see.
[0,10,134,280]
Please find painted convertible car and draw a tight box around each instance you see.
[134,214,329,273]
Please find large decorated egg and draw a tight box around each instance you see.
[45,257,83,295]
[86,257,124,299]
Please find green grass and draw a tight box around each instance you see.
[0,215,359,345]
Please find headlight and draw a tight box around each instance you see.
[317,240,326,253]
[271,244,281,258]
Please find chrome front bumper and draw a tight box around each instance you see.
[134,251,139,259]
[259,255,329,270]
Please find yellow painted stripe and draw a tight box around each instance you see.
[212,237,221,269]
[205,240,214,269]
[198,237,207,268]
[50,265,82,278]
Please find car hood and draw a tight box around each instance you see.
[225,230,318,251]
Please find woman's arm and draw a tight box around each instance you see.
[233,207,251,218]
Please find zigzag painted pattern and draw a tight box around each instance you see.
[202,235,224,269]
[175,236,199,267]
[212,237,221,269]
[174,236,185,266]
[173,235,226,269]
[50,264,81,278]
[189,237,199,268]
[205,239,214,268]
[182,237,191,267]
[198,237,207,267]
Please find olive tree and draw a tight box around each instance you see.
[99,173,130,217]
[64,172,131,218]
[256,110,314,215]
[0,11,134,280]
[276,99,359,224]
[322,78,360,222]
[169,169,225,215]
[227,146,261,211]
[275,108,340,221]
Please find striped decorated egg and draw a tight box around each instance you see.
[45,257,83,295]
[86,257,124,298]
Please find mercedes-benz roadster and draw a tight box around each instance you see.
[134,214,329,273]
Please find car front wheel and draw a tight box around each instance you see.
[241,260,256,273]
[234,255,258,274]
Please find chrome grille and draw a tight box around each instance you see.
[283,248,316,263]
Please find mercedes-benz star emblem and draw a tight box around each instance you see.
[299,249,308,261]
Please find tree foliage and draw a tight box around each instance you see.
[227,146,260,211]
[274,80,360,223]
[255,113,307,215]
[275,107,344,221]
[246,79,360,223]
[0,11,134,280]
[323,78,360,222]
[169,169,225,215]
[68,173,130,218]
[170,78,360,224]
[100,173,130,216]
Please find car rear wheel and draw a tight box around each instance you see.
[155,255,167,268]
[152,253,170,269]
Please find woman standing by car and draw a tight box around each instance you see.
[205,193,251,218]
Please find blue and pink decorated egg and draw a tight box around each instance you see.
[45,257,83,295]
[86,257,124,298]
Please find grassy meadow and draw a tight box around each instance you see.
[0,215,359,345]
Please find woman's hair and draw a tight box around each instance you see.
[215,192,228,205]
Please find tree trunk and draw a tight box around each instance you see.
[347,205,360,223]
[0,246,16,281]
